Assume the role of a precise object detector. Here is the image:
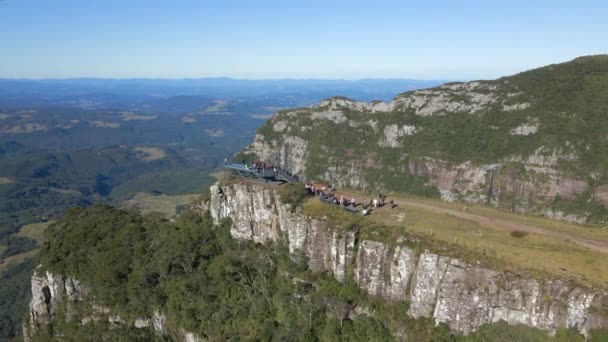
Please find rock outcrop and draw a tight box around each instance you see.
[209,182,608,337]
[27,270,87,328]
[209,182,356,281]
[312,82,505,117]
[25,269,202,342]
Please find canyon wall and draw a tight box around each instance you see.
[25,181,608,339]
[208,182,608,337]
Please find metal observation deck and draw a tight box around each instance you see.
[226,163,362,214]
[224,163,299,184]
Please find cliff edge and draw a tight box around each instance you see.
[209,182,608,337]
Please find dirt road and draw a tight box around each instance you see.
[393,198,608,255]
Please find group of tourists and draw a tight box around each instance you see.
[360,193,395,214]
[248,160,278,174]
[305,184,395,216]
[225,157,275,171]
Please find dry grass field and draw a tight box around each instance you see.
[0,177,13,185]
[0,221,53,272]
[120,192,199,217]
[120,111,158,121]
[133,146,167,161]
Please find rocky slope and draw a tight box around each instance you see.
[208,182,608,337]
[242,56,608,223]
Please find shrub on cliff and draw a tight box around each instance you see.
[278,182,307,212]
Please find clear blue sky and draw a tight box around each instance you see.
[1,0,606,79]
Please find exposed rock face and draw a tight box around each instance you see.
[27,270,87,328]
[408,159,500,203]
[544,209,588,224]
[407,150,589,209]
[313,83,508,117]
[379,124,417,147]
[316,97,396,113]
[311,110,348,124]
[409,253,451,318]
[385,246,417,302]
[353,242,418,302]
[25,269,201,342]
[426,260,602,335]
[503,102,531,111]
[394,82,500,116]
[248,133,308,177]
[210,183,356,281]
[26,271,86,341]
[209,182,608,337]
[595,185,608,207]
[510,123,538,136]
[355,240,389,297]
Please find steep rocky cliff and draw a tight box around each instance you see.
[209,182,608,337]
[25,181,608,339]
[210,182,355,282]
[242,56,608,223]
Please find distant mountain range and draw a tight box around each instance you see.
[0,78,446,107]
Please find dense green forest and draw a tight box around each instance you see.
[0,258,37,340]
[27,205,608,341]
[0,146,213,270]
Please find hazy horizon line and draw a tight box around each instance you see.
[0,76,456,82]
